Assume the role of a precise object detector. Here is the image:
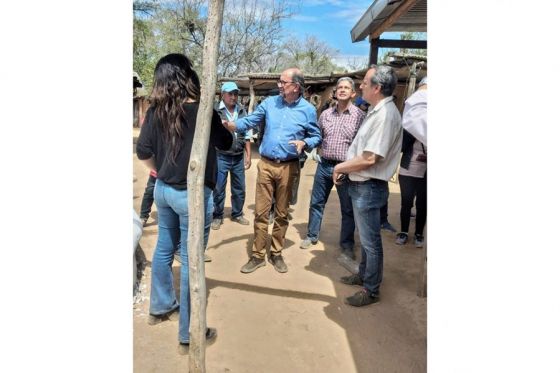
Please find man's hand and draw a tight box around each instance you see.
[288,140,306,154]
[333,164,344,185]
[223,120,236,132]
[244,157,252,170]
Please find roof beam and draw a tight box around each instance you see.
[370,0,419,39]
[377,38,426,49]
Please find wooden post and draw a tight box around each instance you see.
[369,37,379,65]
[187,0,225,371]
[248,79,255,114]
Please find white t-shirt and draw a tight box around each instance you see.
[346,96,403,182]
[402,89,427,146]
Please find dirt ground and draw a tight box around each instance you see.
[132,128,426,373]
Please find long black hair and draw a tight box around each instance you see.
[150,53,201,164]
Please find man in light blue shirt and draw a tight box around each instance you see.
[224,67,321,274]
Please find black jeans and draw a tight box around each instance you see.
[380,181,389,224]
[140,175,157,219]
[398,174,427,236]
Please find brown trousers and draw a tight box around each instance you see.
[252,158,299,259]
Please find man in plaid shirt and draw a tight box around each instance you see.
[300,77,365,260]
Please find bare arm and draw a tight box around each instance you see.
[244,140,252,169]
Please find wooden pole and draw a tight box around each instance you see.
[187,0,225,371]
[248,79,255,114]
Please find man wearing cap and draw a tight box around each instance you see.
[211,82,252,230]
[333,65,403,307]
[223,67,321,274]
[299,77,365,261]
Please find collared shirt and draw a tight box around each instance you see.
[216,100,251,155]
[402,89,427,146]
[319,103,365,161]
[347,96,403,182]
[235,95,321,161]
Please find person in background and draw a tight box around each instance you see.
[211,82,252,230]
[136,53,232,350]
[396,77,427,247]
[224,67,321,274]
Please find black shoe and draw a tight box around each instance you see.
[240,257,265,273]
[345,289,379,307]
[340,273,363,286]
[381,221,397,233]
[148,307,179,325]
[178,327,218,354]
[341,248,356,260]
[268,255,288,273]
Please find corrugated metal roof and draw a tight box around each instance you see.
[351,0,427,42]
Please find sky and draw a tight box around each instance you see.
[284,0,371,64]
[283,0,407,69]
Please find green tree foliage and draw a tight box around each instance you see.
[133,0,343,85]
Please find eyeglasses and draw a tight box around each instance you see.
[277,79,294,86]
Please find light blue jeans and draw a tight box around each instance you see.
[150,179,213,343]
[348,179,388,296]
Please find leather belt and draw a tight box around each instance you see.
[261,156,298,164]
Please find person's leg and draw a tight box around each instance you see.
[270,162,298,256]
[212,154,229,221]
[306,162,333,243]
[140,174,156,220]
[290,160,302,206]
[229,154,246,219]
[414,175,427,237]
[252,160,274,260]
[349,181,387,297]
[398,174,416,234]
[336,178,355,251]
[149,180,180,316]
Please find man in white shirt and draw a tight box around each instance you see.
[333,65,403,307]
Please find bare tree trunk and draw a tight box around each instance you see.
[186,0,225,371]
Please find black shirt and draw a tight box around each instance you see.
[136,102,233,190]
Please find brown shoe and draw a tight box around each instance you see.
[240,257,265,273]
[268,255,288,273]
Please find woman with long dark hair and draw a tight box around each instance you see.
[136,53,232,349]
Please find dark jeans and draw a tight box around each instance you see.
[140,175,157,219]
[398,174,427,236]
[213,152,246,219]
[306,161,355,250]
[380,188,389,224]
[348,179,388,296]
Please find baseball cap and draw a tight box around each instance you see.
[221,82,239,93]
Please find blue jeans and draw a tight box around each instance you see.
[213,153,246,219]
[348,179,388,296]
[306,161,355,249]
[150,179,213,343]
